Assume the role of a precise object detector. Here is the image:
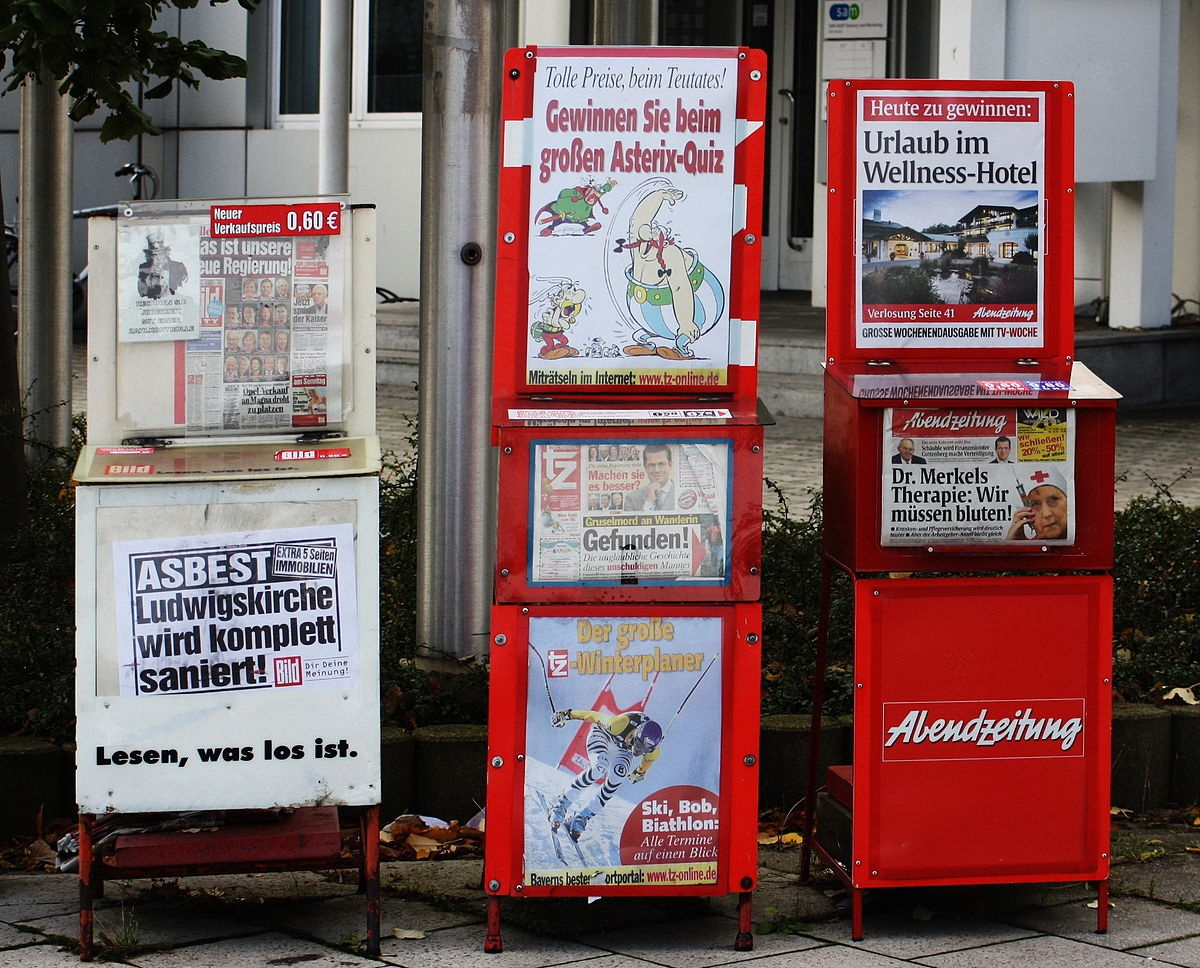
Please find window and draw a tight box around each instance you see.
[277,0,423,120]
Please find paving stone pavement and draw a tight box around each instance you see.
[2,841,1199,966]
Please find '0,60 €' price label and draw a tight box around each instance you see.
[210,202,342,238]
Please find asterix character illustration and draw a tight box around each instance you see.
[547,708,664,841]
[530,280,587,359]
[534,178,617,236]
[614,186,725,360]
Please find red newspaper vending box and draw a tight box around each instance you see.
[808,79,1119,939]
[822,363,1119,573]
[485,46,768,953]
[484,603,761,907]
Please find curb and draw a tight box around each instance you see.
[4,707,1196,839]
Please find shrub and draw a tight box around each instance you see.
[0,420,1195,738]
[0,418,83,740]
[1111,482,1200,702]
[759,484,854,716]
[861,266,942,304]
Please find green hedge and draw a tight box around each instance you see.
[0,431,1195,739]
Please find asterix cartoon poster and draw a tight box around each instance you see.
[522,614,723,888]
[525,50,739,389]
[855,89,1047,350]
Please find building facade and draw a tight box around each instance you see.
[1,0,1196,329]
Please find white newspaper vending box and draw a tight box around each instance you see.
[72,198,383,955]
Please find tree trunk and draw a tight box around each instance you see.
[0,184,29,540]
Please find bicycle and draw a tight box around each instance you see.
[5,162,159,327]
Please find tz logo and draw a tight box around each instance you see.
[542,449,578,490]
[546,649,570,678]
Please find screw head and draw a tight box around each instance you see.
[495,633,507,645]
[743,754,756,766]
[491,756,504,768]
[749,70,762,81]
[488,879,501,891]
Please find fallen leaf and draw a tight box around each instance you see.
[392,928,426,940]
[780,832,803,846]
[1161,686,1199,705]
[912,904,935,922]
[1086,899,1116,909]
[23,839,56,870]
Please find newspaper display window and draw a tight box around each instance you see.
[853,89,1047,351]
[880,405,1075,546]
[111,199,350,436]
[530,438,733,586]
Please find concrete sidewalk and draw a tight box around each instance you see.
[3,829,1200,966]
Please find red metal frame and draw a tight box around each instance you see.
[77,806,380,961]
[826,79,1076,367]
[492,46,767,400]
[483,602,761,902]
[494,424,764,602]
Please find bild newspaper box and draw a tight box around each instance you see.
[74,198,381,813]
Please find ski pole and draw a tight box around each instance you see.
[662,653,720,741]
[527,641,558,715]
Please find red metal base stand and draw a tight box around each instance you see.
[484,895,504,953]
[734,891,755,950]
[78,806,380,960]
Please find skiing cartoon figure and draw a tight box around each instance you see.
[614,185,725,360]
[530,280,587,359]
[547,708,664,841]
[535,178,617,236]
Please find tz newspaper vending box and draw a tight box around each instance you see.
[485,46,769,952]
[808,80,1119,938]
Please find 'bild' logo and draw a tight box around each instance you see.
[274,656,303,686]
[882,699,1084,761]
